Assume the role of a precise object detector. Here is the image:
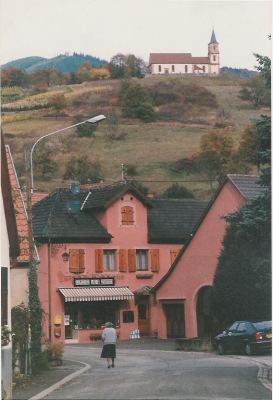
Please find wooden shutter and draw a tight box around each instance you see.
[119,249,128,272]
[79,249,85,273]
[121,206,134,225]
[95,249,103,273]
[170,249,179,264]
[150,249,160,272]
[69,249,79,273]
[128,249,136,272]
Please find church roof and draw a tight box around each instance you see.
[209,29,218,44]
[149,53,210,65]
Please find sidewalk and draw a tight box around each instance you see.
[12,359,84,400]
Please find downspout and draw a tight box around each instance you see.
[48,242,52,341]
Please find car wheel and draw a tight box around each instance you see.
[217,343,225,355]
[245,343,252,356]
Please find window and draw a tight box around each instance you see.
[121,206,134,225]
[213,55,216,62]
[158,65,161,72]
[123,311,134,323]
[103,250,116,272]
[237,322,247,332]
[1,267,8,325]
[172,65,175,72]
[203,66,205,72]
[185,65,188,73]
[136,250,148,271]
[69,249,85,274]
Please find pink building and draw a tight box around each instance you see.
[151,175,264,339]
[32,181,207,343]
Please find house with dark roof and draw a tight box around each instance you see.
[32,181,207,343]
[150,175,265,339]
[149,29,220,75]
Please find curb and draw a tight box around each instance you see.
[28,359,90,400]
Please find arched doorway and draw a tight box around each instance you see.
[196,286,212,338]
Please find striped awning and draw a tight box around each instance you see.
[58,287,134,302]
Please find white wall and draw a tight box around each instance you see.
[151,63,211,74]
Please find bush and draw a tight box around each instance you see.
[162,184,195,199]
[74,116,97,137]
[45,342,64,365]
[63,156,103,184]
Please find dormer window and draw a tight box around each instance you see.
[121,206,134,225]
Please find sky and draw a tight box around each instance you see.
[0,0,271,69]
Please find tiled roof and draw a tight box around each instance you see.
[5,145,29,263]
[227,175,265,200]
[32,189,112,243]
[148,199,208,244]
[31,191,48,205]
[149,53,210,65]
[81,181,152,210]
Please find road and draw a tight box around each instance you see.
[45,345,271,400]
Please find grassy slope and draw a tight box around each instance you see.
[2,75,268,197]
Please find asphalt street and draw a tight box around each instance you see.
[43,345,271,400]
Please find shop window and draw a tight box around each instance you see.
[158,65,161,72]
[103,250,116,272]
[123,311,134,323]
[1,267,8,325]
[136,250,148,271]
[69,249,85,274]
[121,206,134,225]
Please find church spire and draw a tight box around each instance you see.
[209,29,218,44]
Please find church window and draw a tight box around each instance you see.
[185,65,188,73]
[121,206,134,225]
[213,55,216,62]
[172,65,175,72]
[203,66,206,72]
[158,65,161,72]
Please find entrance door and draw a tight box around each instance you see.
[138,301,150,336]
[164,304,185,338]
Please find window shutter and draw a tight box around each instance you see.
[95,249,103,273]
[150,249,160,272]
[79,249,85,273]
[170,249,179,264]
[121,206,134,225]
[119,249,128,272]
[69,249,79,273]
[128,249,136,272]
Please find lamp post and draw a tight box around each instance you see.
[30,114,106,193]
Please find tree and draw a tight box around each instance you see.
[1,67,29,87]
[109,54,126,79]
[63,156,102,183]
[34,143,58,179]
[162,184,194,199]
[239,75,270,107]
[109,53,147,79]
[119,81,155,121]
[74,116,97,137]
[198,129,234,181]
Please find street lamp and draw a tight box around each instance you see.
[30,114,106,193]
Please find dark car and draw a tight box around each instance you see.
[215,320,272,355]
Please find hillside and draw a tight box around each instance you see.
[1,53,108,73]
[2,74,268,198]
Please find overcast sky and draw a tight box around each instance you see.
[0,0,271,69]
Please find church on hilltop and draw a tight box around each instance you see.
[149,30,220,75]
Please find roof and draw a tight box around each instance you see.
[134,286,152,296]
[209,29,218,44]
[81,181,152,211]
[32,188,112,243]
[149,53,210,65]
[5,145,30,263]
[59,286,134,302]
[148,199,209,244]
[227,175,265,200]
[1,136,19,258]
[151,174,265,293]
[31,191,48,205]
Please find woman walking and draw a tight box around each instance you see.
[101,322,117,368]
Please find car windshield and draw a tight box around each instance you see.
[253,321,271,330]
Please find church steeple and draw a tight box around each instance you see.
[209,29,218,45]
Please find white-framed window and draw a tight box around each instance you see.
[203,66,206,72]
[103,250,117,272]
[213,55,216,62]
[185,65,188,73]
[158,65,162,72]
[136,250,148,271]
[172,65,175,72]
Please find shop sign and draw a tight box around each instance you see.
[74,277,115,287]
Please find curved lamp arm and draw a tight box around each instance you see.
[30,115,106,192]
